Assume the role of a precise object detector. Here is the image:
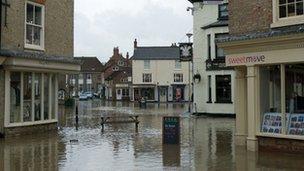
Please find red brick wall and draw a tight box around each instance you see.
[229,0,273,35]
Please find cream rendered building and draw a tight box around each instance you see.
[132,42,190,102]
[190,0,235,115]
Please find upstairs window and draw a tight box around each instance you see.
[218,3,228,20]
[25,2,44,50]
[174,73,183,83]
[279,0,303,18]
[143,73,152,83]
[144,60,151,69]
[215,33,228,58]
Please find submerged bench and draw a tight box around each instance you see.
[101,115,139,132]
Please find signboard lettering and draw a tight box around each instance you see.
[226,55,266,65]
[163,117,180,144]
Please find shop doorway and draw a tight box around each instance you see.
[158,87,168,102]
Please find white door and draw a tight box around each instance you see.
[116,89,122,100]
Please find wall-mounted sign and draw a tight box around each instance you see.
[226,55,266,66]
[163,117,180,144]
[179,43,193,62]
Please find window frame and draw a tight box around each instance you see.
[142,73,152,83]
[218,3,228,20]
[215,33,228,59]
[272,0,304,28]
[174,73,183,83]
[215,75,232,103]
[144,60,151,70]
[24,1,45,51]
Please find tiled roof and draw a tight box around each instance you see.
[74,57,104,72]
[216,24,304,43]
[132,46,180,60]
[0,49,81,64]
[201,20,228,30]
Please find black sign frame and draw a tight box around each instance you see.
[162,116,180,144]
[179,43,193,62]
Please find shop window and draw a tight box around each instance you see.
[10,72,21,123]
[215,75,231,103]
[174,73,183,83]
[218,3,228,20]
[208,75,212,103]
[25,2,44,50]
[260,65,282,134]
[215,34,228,58]
[144,60,151,69]
[175,60,182,69]
[143,73,152,83]
[34,73,42,121]
[44,73,49,120]
[285,64,304,136]
[279,0,303,18]
[122,89,129,97]
[23,73,32,122]
[51,75,56,119]
[141,88,155,100]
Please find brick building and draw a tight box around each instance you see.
[66,57,104,97]
[218,0,304,152]
[104,47,132,100]
[0,0,80,137]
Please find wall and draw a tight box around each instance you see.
[132,60,190,86]
[228,0,272,35]
[1,0,74,57]
[192,2,234,114]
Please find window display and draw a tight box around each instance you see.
[34,73,42,121]
[23,72,32,122]
[10,72,21,123]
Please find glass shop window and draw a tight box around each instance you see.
[23,72,32,122]
[44,73,49,120]
[286,64,304,136]
[34,73,42,121]
[215,75,231,103]
[260,65,282,134]
[10,72,21,123]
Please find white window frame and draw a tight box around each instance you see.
[174,73,183,83]
[143,73,152,83]
[5,71,58,128]
[175,60,182,70]
[271,0,304,28]
[24,1,45,51]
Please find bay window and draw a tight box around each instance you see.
[25,1,44,50]
[7,71,57,126]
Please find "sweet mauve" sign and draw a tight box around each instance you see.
[226,55,266,66]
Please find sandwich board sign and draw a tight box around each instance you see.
[163,117,180,144]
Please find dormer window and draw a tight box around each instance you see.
[218,3,228,20]
[118,60,125,66]
[25,1,45,50]
[279,0,303,18]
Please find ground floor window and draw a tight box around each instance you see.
[122,88,129,97]
[260,64,304,136]
[215,75,231,103]
[8,71,57,125]
[141,88,155,100]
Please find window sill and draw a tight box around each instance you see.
[25,44,45,51]
[6,119,57,128]
[257,132,304,141]
[214,101,233,104]
[271,16,304,28]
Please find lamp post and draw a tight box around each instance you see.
[186,33,193,113]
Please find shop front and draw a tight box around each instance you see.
[132,85,156,102]
[219,31,304,152]
[0,53,80,137]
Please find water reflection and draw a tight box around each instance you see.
[0,100,304,170]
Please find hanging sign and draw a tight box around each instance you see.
[179,43,193,62]
[163,116,180,144]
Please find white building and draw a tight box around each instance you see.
[190,0,235,115]
[131,41,190,102]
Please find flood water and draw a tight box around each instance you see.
[1,100,304,170]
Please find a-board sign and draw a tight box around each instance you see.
[163,117,180,144]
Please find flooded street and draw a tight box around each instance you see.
[1,100,304,170]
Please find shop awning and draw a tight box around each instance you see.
[0,49,81,73]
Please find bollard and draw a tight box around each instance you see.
[75,105,79,130]
[101,117,104,132]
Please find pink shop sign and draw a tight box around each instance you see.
[226,55,266,66]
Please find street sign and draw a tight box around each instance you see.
[179,43,193,62]
[163,117,180,144]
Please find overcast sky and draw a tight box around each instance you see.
[74,0,193,62]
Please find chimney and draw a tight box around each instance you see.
[134,39,138,48]
[113,47,119,56]
[126,52,129,60]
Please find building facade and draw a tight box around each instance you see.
[67,57,104,97]
[132,40,190,102]
[218,0,304,152]
[0,0,80,136]
[189,0,235,115]
[104,47,132,101]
